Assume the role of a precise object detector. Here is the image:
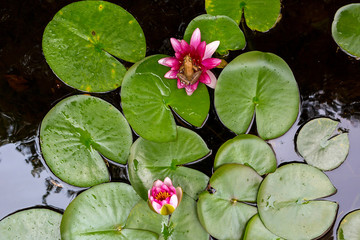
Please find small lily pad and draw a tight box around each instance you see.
[0,208,62,239]
[243,214,283,240]
[337,209,360,240]
[332,4,360,58]
[61,182,159,240]
[40,95,132,187]
[215,51,300,140]
[121,55,210,142]
[296,118,349,171]
[197,164,261,240]
[184,14,246,55]
[205,0,281,32]
[257,163,338,240]
[214,134,277,175]
[43,1,146,92]
[126,194,209,240]
[128,126,210,200]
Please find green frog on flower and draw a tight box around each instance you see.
[158,28,221,95]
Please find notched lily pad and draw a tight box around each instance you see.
[243,214,283,240]
[337,209,360,240]
[332,4,360,58]
[61,182,158,240]
[184,14,246,55]
[296,117,349,171]
[214,134,277,175]
[197,164,262,240]
[40,95,132,187]
[121,55,210,142]
[257,163,338,240]
[43,1,146,92]
[0,208,62,240]
[128,126,210,200]
[126,194,209,240]
[205,0,281,32]
[215,51,299,140]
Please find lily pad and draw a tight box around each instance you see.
[296,118,349,171]
[43,1,146,92]
[40,95,132,187]
[61,182,158,240]
[205,0,281,32]
[128,126,210,200]
[243,214,283,240]
[126,194,209,240]
[257,163,338,240]
[184,14,245,55]
[0,209,62,240]
[337,209,360,240]
[197,164,261,240]
[121,55,210,142]
[214,51,299,140]
[332,4,360,58]
[214,134,277,175]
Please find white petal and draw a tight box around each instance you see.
[190,28,201,49]
[169,195,178,208]
[205,70,217,89]
[163,177,173,187]
[152,201,162,214]
[203,40,220,60]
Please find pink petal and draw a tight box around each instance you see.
[197,41,206,59]
[165,70,178,79]
[148,189,151,199]
[185,81,199,96]
[152,201,162,214]
[161,184,170,192]
[190,28,201,49]
[175,52,183,59]
[170,38,182,53]
[158,57,180,68]
[199,72,211,85]
[206,70,217,89]
[169,195,178,208]
[180,40,191,54]
[203,41,220,59]
[153,180,163,188]
[201,58,222,69]
[177,79,186,89]
[164,177,173,187]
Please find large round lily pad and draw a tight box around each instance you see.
[128,126,210,200]
[214,51,299,140]
[243,214,283,240]
[197,164,261,240]
[296,118,349,171]
[257,163,338,240]
[126,194,209,240]
[332,4,360,58]
[214,134,277,175]
[43,1,146,92]
[337,209,360,240]
[61,182,158,240]
[205,0,281,32]
[40,95,132,187]
[0,209,62,239]
[121,55,210,142]
[184,14,245,55]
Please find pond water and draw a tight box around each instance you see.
[1,0,360,239]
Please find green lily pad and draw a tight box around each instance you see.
[205,0,281,32]
[257,163,338,240]
[338,209,360,240]
[214,134,277,175]
[243,214,283,240]
[332,4,360,58]
[43,1,146,92]
[197,164,261,240]
[0,209,62,240]
[61,182,158,240]
[126,194,209,240]
[184,14,245,55]
[40,95,132,187]
[128,126,210,200]
[214,51,299,140]
[121,55,210,142]
[296,118,349,171]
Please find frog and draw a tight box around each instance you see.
[177,55,202,85]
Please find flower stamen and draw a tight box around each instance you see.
[155,191,171,201]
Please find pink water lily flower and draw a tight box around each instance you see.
[158,28,221,96]
[148,177,183,215]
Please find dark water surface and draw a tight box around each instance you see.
[1,0,360,239]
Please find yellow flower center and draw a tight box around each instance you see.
[156,191,171,201]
